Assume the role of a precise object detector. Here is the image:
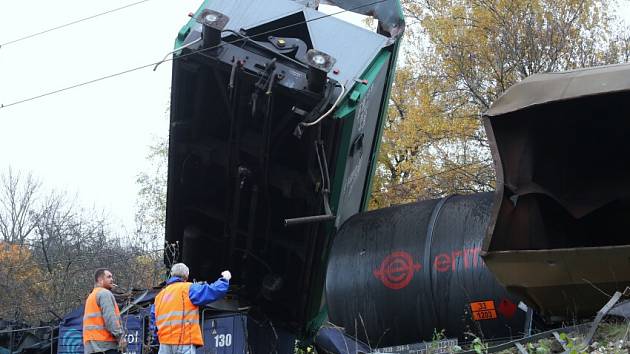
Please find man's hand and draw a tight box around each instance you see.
[118,337,128,353]
[221,270,232,281]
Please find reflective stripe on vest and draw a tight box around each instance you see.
[154,282,203,346]
[83,287,120,344]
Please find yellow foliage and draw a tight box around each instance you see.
[369,0,624,209]
[0,242,47,322]
[131,254,163,288]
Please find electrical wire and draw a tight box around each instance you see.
[0,62,158,110]
[152,37,202,71]
[0,0,389,110]
[299,83,345,127]
[0,0,154,48]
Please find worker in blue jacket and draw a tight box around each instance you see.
[150,263,230,354]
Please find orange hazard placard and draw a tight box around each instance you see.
[471,309,497,320]
[470,301,497,321]
[470,300,495,312]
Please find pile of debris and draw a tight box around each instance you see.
[0,319,56,354]
[458,293,630,354]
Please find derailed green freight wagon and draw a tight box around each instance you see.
[164,0,404,339]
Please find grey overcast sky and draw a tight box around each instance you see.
[0,1,628,235]
[0,0,368,234]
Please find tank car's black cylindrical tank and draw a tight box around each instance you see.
[325,192,526,347]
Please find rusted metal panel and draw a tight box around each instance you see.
[485,63,630,117]
[482,63,630,320]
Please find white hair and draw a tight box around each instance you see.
[170,263,190,279]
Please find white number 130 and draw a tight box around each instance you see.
[214,334,232,347]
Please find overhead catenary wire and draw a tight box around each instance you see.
[0,0,389,110]
[0,0,154,48]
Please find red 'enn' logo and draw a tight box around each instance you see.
[373,251,422,290]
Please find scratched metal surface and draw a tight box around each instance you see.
[326,192,526,347]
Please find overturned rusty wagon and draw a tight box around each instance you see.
[482,63,630,320]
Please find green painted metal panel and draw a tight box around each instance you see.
[360,39,403,211]
[175,0,211,48]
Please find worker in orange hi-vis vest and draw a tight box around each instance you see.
[150,263,230,354]
[83,268,127,354]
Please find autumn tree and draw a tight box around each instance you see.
[0,168,39,244]
[370,0,630,208]
[135,102,170,251]
[133,138,170,285]
[0,242,47,323]
[0,168,163,324]
[135,139,168,251]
